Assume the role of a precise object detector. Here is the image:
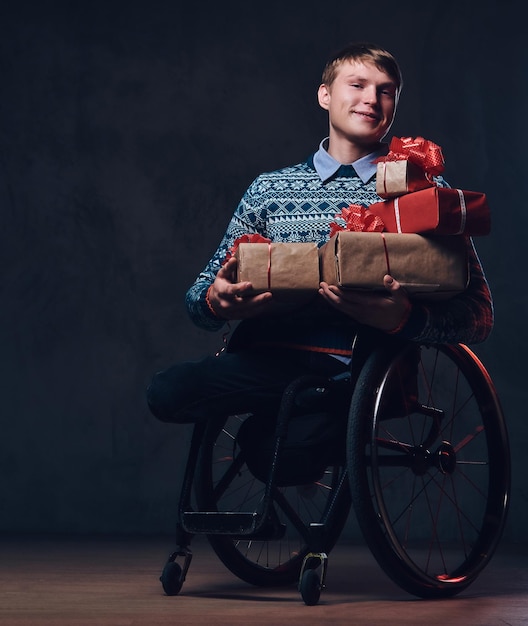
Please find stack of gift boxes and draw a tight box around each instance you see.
[320,136,491,300]
[234,137,491,302]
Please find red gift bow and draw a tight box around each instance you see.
[223,233,272,264]
[329,204,385,237]
[376,136,445,176]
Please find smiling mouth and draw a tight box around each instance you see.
[353,110,380,121]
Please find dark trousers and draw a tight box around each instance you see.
[146,348,349,424]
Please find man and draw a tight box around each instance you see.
[147,42,493,425]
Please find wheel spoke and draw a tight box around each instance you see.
[348,342,510,599]
[195,413,351,587]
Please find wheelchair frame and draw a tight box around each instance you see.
[159,332,511,605]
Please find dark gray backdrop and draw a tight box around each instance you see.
[1,0,526,540]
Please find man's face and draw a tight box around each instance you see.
[318,59,398,149]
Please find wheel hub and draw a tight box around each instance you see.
[410,441,456,475]
[410,445,431,475]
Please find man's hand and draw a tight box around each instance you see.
[319,274,411,332]
[206,256,276,320]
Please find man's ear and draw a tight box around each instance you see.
[317,83,330,110]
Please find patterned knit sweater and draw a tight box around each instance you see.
[185,156,493,353]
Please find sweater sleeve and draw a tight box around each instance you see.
[395,238,494,345]
[185,178,267,331]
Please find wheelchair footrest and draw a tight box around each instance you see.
[181,511,286,539]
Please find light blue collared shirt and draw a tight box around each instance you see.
[313,137,389,184]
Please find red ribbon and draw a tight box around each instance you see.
[380,233,391,276]
[376,136,445,176]
[223,233,272,265]
[329,204,385,237]
[266,243,272,290]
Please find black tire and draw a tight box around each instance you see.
[300,568,322,605]
[347,342,510,599]
[160,560,184,596]
[194,414,351,587]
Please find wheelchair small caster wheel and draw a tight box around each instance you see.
[160,560,183,596]
[300,568,321,606]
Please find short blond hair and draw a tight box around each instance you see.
[322,42,403,94]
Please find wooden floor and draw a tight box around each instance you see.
[1,535,527,625]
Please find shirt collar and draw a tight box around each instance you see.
[313,137,389,184]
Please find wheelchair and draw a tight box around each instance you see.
[158,331,511,606]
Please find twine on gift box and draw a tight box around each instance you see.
[266,242,272,291]
[377,162,391,197]
[393,197,403,233]
[380,233,392,276]
[455,189,467,234]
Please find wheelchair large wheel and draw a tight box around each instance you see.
[347,342,510,599]
[194,413,351,587]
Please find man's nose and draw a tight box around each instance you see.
[362,85,379,104]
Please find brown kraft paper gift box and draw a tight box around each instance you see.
[319,231,469,300]
[374,135,445,199]
[376,159,435,198]
[368,186,491,236]
[235,241,320,301]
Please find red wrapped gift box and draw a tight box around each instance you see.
[368,187,491,236]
